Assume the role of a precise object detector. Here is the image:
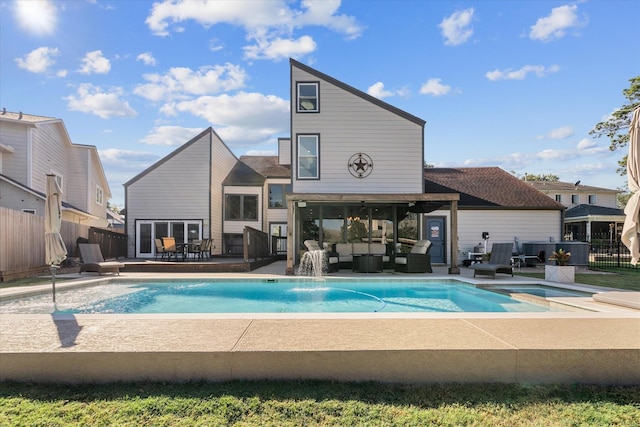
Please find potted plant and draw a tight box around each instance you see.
[545,248,575,283]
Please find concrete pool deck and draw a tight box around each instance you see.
[1,262,639,385]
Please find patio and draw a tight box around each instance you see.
[1,262,638,385]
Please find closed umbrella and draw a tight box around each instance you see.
[45,174,68,302]
[621,107,640,266]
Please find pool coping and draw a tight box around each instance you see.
[1,264,639,385]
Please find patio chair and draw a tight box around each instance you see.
[185,240,201,261]
[469,243,514,278]
[78,243,125,275]
[161,237,180,261]
[394,239,433,273]
[154,238,166,261]
[199,238,212,259]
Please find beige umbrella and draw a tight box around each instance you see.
[621,107,640,266]
[45,174,68,302]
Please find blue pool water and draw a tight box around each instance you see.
[0,279,569,314]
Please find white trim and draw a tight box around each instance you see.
[27,128,33,187]
[96,185,104,206]
[297,135,319,179]
[297,82,319,112]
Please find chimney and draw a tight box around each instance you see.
[18,111,23,119]
[1,107,5,115]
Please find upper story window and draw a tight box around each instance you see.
[225,194,258,221]
[269,183,292,208]
[96,185,104,206]
[297,82,319,112]
[588,194,597,204]
[297,135,319,179]
[571,194,579,204]
[555,194,562,203]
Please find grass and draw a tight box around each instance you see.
[0,381,638,426]
[515,267,640,291]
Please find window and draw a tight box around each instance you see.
[96,185,104,205]
[297,135,319,179]
[555,194,562,203]
[297,82,318,112]
[225,194,258,220]
[588,194,597,204]
[268,184,292,208]
[571,194,579,204]
[22,209,36,214]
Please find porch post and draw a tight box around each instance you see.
[448,200,460,274]
[286,197,295,275]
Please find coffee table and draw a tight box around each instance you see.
[352,254,383,273]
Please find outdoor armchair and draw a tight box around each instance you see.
[154,238,166,261]
[394,240,433,273]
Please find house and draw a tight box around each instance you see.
[526,180,624,242]
[124,59,460,273]
[0,110,111,227]
[424,167,565,263]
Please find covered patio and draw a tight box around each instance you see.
[285,193,460,275]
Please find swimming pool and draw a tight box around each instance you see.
[486,284,594,298]
[0,279,571,314]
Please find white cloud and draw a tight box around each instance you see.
[15,46,59,73]
[244,35,317,61]
[419,78,452,96]
[65,84,137,119]
[536,126,574,139]
[79,50,111,74]
[162,92,289,147]
[139,126,203,146]
[14,0,57,35]
[145,0,362,60]
[99,148,158,164]
[577,138,597,150]
[530,4,582,42]
[485,64,560,81]
[367,82,395,99]
[438,8,474,46]
[136,52,156,66]
[56,69,68,78]
[134,64,247,102]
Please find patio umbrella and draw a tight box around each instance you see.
[621,107,640,266]
[45,174,68,302]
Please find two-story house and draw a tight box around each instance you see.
[0,110,111,227]
[527,180,624,242]
[124,60,460,272]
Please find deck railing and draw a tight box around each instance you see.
[243,226,270,262]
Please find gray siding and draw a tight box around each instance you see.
[0,122,29,184]
[291,66,424,195]
[31,122,68,194]
[210,131,239,255]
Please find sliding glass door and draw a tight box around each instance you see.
[135,220,202,258]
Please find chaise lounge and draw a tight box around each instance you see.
[469,242,514,278]
[78,243,125,275]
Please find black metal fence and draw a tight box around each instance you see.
[588,233,636,270]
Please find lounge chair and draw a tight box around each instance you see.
[394,240,433,273]
[154,238,166,261]
[469,242,514,278]
[199,238,212,260]
[78,243,125,275]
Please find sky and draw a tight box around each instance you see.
[1,0,638,208]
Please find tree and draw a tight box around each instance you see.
[521,173,559,182]
[589,76,640,175]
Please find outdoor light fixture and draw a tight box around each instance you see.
[298,201,307,208]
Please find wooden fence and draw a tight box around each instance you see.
[0,207,90,281]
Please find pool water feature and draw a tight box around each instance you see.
[0,279,572,314]
[486,284,594,298]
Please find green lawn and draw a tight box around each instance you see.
[1,381,638,426]
[515,267,640,291]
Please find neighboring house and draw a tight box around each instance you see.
[526,180,624,242]
[424,167,565,263]
[0,110,111,227]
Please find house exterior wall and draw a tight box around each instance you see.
[264,178,290,228]
[210,131,239,255]
[537,188,618,209]
[0,121,29,184]
[31,122,67,193]
[0,182,44,214]
[278,138,291,165]
[290,65,423,195]
[125,132,212,257]
[222,185,263,234]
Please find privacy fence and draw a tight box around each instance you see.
[0,207,127,281]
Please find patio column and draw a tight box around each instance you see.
[286,197,295,275]
[448,200,460,274]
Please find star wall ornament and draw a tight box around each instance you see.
[348,153,373,178]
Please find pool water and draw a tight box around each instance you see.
[488,285,593,298]
[0,279,570,314]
